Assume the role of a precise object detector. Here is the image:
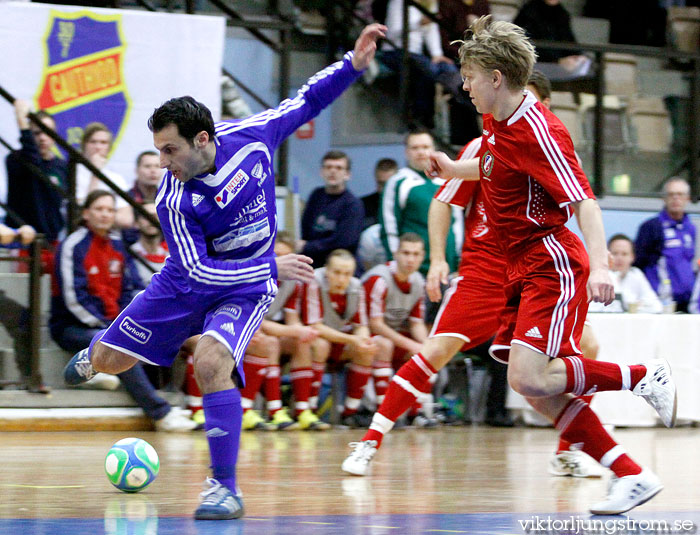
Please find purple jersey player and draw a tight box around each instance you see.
[63,23,386,521]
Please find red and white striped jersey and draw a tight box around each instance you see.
[479,91,594,256]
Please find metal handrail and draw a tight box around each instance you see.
[0,86,160,230]
[0,237,44,392]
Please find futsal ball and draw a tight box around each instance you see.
[105,438,159,493]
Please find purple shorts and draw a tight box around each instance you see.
[98,273,277,386]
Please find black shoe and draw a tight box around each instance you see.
[484,413,515,427]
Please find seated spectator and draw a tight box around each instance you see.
[303,249,392,427]
[130,202,168,286]
[634,177,695,312]
[361,158,398,230]
[380,0,480,141]
[50,190,196,431]
[589,234,662,313]
[6,100,66,248]
[379,129,462,277]
[514,0,592,81]
[76,123,133,228]
[129,151,162,203]
[299,151,364,268]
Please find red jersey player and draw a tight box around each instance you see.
[362,233,430,420]
[305,249,392,427]
[424,16,676,515]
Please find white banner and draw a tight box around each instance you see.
[0,1,225,208]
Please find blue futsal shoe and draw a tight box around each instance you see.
[63,348,96,385]
[194,477,244,520]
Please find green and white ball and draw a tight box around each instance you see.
[105,438,159,493]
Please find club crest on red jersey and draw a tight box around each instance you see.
[481,150,494,177]
[35,10,130,153]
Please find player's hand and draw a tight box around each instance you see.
[293,325,318,343]
[0,225,16,245]
[276,253,314,284]
[406,339,423,355]
[352,23,387,71]
[587,268,614,305]
[426,151,456,179]
[426,260,449,302]
[14,99,30,130]
[16,225,36,245]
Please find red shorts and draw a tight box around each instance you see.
[490,231,589,363]
[430,257,506,351]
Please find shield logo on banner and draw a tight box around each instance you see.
[34,10,130,153]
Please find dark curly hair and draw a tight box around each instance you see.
[147,96,215,145]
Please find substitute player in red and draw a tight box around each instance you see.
[362,233,430,419]
[424,16,676,515]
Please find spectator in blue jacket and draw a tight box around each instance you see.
[634,177,696,312]
[50,190,196,431]
[299,151,365,268]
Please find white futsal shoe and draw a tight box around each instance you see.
[548,449,604,478]
[589,468,663,515]
[341,440,378,476]
[632,359,677,427]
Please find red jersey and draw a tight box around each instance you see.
[479,92,594,257]
[434,137,506,280]
[363,261,425,327]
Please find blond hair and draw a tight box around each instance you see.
[456,15,537,91]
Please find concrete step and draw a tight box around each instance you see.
[0,389,187,431]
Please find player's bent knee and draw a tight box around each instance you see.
[92,342,138,374]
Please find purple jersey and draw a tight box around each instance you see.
[154,52,361,296]
[97,52,363,372]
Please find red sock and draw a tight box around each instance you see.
[556,398,641,478]
[557,394,594,452]
[343,363,372,417]
[183,353,202,413]
[372,362,392,405]
[309,362,325,410]
[562,356,646,396]
[290,367,313,416]
[362,353,436,447]
[264,365,282,416]
[240,355,267,410]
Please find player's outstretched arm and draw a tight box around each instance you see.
[427,152,480,181]
[275,253,315,284]
[351,23,387,71]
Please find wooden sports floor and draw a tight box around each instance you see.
[1,426,698,535]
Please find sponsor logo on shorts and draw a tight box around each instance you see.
[119,316,152,344]
[214,304,242,320]
[221,322,236,335]
[524,326,543,339]
[481,150,494,178]
[214,169,249,209]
